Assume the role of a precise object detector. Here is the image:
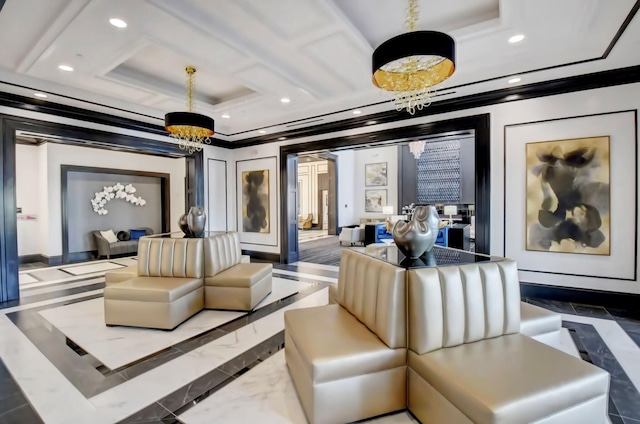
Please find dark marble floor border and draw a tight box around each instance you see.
[5,280,328,399]
[19,276,104,295]
[563,320,640,422]
[0,281,105,309]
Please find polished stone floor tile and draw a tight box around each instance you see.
[572,303,614,320]
[0,404,44,424]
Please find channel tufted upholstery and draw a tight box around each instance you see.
[137,238,203,278]
[336,249,407,349]
[285,249,407,424]
[203,232,272,311]
[104,237,204,330]
[408,260,520,354]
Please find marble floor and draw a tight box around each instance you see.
[1,259,639,423]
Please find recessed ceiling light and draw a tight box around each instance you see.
[109,18,127,28]
[508,77,521,84]
[221,114,230,119]
[280,98,290,103]
[259,130,266,134]
[352,110,362,115]
[509,34,525,44]
[278,137,286,140]
[58,64,74,72]
[34,92,48,98]
[366,121,377,125]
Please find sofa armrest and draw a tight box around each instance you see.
[92,231,111,257]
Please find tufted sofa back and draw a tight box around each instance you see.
[337,249,407,349]
[407,260,521,355]
[203,232,242,277]
[137,237,203,279]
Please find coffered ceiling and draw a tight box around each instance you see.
[0,0,638,143]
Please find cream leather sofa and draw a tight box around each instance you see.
[285,249,407,423]
[103,237,204,330]
[288,250,609,424]
[204,232,272,311]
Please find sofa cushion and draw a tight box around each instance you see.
[520,302,562,337]
[285,304,406,384]
[203,232,243,276]
[104,276,203,302]
[137,238,203,278]
[205,263,272,288]
[105,264,138,285]
[408,334,609,424]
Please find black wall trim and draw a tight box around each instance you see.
[18,254,44,265]
[279,114,491,262]
[60,165,171,264]
[206,158,229,230]
[241,250,280,263]
[236,65,640,148]
[1,115,202,302]
[503,110,638,281]
[521,282,640,309]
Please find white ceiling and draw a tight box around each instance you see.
[0,0,638,142]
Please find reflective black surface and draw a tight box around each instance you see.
[351,244,502,269]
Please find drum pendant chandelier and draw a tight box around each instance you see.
[372,0,456,115]
[164,66,215,154]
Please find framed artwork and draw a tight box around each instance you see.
[526,136,610,255]
[365,162,387,186]
[236,157,278,246]
[365,189,387,212]
[504,111,636,281]
[241,169,270,233]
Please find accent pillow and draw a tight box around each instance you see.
[100,229,119,244]
[116,231,130,241]
[129,229,146,240]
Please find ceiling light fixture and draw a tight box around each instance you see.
[508,77,521,84]
[372,0,455,115]
[280,97,290,103]
[58,65,74,72]
[353,110,362,115]
[259,130,266,134]
[509,34,525,44]
[109,18,127,28]
[278,137,286,141]
[164,66,214,154]
[366,121,377,125]
[34,93,48,98]
[221,114,230,119]
[408,140,426,160]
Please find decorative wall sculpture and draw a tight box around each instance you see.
[242,170,270,233]
[365,189,387,213]
[417,139,461,203]
[526,136,610,255]
[90,183,146,215]
[365,162,388,186]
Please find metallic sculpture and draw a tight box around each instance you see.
[392,205,440,259]
[178,213,190,236]
[187,206,207,238]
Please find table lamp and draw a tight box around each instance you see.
[444,205,457,226]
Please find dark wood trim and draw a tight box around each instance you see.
[521,282,640,310]
[279,114,491,262]
[41,255,63,267]
[241,250,280,263]
[235,156,279,247]
[67,251,98,263]
[206,158,229,230]
[233,65,640,148]
[0,0,6,13]
[60,165,171,264]
[18,254,43,265]
[1,115,199,302]
[503,110,638,281]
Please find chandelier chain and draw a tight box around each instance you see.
[404,0,419,32]
[186,66,196,113]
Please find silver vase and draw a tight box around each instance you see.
[392,205,440,259]
[178,213,191,237]
[187,206,207,238]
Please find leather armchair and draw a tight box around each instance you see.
[298,214,313,230]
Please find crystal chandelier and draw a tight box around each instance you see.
[409,140,426,160]
[164,66,215,154]
[372,0,456,115]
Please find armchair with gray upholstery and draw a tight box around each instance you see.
[92,227,153,259]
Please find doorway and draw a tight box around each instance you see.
[280,114,490,264]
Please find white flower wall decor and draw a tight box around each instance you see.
[91,183,147,215]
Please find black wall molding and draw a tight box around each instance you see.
[241,250,281,263]
[279,114,491,263]
[521,282,640,309]
[0,115,203,303]
[206,159,229,231]
[60,165,171,264]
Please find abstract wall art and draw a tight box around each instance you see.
[365,162,388,186]
[365,189,387,213]
[526,136,610,255]
[241,169,270,233]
